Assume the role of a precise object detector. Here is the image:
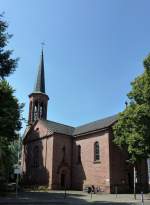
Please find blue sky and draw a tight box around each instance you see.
[1,0,150,132]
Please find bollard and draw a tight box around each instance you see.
[64,187,67,199]
[115,185,118,198]
[90,190,92,199]
[16,173,19,198]
[141,192,144,205]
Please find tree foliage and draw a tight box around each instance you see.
[0,138,22,181]
[113,55,150,163]
[0,80,23,139]
[0,14,18,79]
[0,14,23,184]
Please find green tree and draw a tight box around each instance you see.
[0,13,17,79]
[0,14,23,186]
[113,54,150,197]
[0,81,22,140]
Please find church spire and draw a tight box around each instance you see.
[28,49,49,124]
[34,49,45,93]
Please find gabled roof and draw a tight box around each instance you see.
[39,114,117,137]
[40,120,75,136]
[73,115,117,136]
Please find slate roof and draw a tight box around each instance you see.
[34,49,45,93]
[41,120,75,136]
[73,114,117,136]
[40,114,117,137]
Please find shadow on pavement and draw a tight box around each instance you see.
[16,190,86,199]
[0,191,139,205]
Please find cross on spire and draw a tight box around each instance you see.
[41,42,45,49]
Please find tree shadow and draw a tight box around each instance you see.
[71,143,86,190]
[1,191,134,205]
[22,127,49,186]
[2,186,147,205]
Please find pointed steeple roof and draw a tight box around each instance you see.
[34,49,45,93]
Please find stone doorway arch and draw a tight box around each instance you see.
[59,167,70,189]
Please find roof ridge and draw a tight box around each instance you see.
[40,119,75,129]
[40,114,118,129]
[75,114,118,129]
[39,114,117,136]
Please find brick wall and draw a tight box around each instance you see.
[22,121,53,187]
[52,133,73,189]
[22,122,148,193]
[72,130,111,193]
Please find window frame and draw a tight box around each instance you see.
[94,141,100,162]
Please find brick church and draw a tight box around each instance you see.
[22,50,148,193]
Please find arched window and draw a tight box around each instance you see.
[94,142,100,161]
[77,145,81,163]
[62,146,66,162]
[40,105,43,118]
[34,105,38,121]
[33,146,39,168]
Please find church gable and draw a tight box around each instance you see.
[23,118,74,144]
[41,120,74,136]
[23,120,53,143]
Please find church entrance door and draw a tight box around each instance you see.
[61,173,66,188]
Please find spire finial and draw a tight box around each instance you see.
[41,42,45,50]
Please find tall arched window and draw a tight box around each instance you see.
[34,105,38,121]
[40,105,43,118]
[94,142,100,161]
[62,146,66,162]
[33,146,39,168]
